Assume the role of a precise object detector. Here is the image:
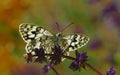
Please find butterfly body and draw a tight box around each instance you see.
[19,23,89,60]
[50,32,63,46]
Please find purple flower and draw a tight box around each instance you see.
[24,47,47,63]
[69,51,88,71]
[50,45,62,65]
[41,63,51,74]
[69,61,80,71]
[106,66,116,75]
[34,47,47,63]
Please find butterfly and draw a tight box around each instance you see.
[19,23,89,61]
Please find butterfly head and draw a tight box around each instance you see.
[52,32,63,44]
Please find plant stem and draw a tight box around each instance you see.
[62,55,103,75]
[85,63,103,75]
[51,67,60,75]
[45,54,103,75]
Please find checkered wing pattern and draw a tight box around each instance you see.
[63,34,89,51]
[19,23,54,54]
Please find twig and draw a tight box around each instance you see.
[51,66,60,75]
[85,62,103,75]
[62,55,103,75]
[45,54,103,75]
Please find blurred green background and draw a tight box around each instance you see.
[0,0,120,75]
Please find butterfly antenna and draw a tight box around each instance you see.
[56,22,61,32]
[61,22,74,33]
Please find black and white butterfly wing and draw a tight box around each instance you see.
[19,23,53,43]
[63,34,89,51]
[19,23,54,54]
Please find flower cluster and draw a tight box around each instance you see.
[50,45,63,65]
[24,45,64,74]
[106,66,116,75]
[69,51,88,71]
[24,47,47,63]
[34,48,47,63]
[23,45,117,75]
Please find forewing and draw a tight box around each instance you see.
[19,23,53,43]
[63,34,89,51]
[19,23,54,54]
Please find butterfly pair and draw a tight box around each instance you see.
[19,23,89,61]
